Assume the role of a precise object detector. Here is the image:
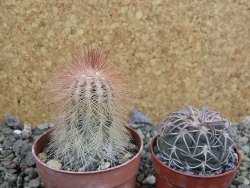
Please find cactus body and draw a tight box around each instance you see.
[157,106,237,175]
[47,48,133,171]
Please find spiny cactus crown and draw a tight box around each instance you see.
[46,47,134,171]
[157,106,238,175]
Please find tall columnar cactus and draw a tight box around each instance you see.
[157,106,237,175]
[46,47,134,171]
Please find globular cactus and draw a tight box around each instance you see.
[157,106,238,175]
[46,47,134,171]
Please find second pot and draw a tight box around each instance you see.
[150,136,241,188]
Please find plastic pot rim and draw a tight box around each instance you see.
[32,126,143,175]
[150,136,242,179]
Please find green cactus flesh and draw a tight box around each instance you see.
[157,106,237,174]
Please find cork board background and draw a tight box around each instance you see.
[1,0,250,126]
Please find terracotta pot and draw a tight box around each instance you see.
[150,136,241,188]
[32,127,143,188]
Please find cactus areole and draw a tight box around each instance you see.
[45,47,136,171]
[157,106,239,176]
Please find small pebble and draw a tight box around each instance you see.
[130,123,146,129]
[235,176,245,184]
[24,176,30,182]
[29,178,40,188]
[243,178,250,185]
[131,109,153,126]
[38,152,48,163]
[47,160,62,170]
[28,168,38,179]
[137,173,145,182]
[16,174,24,188]
[241,145,250,154]
[2,127,12,134]
[119,152,133,163]
[240,170,249,177]
[78,167,85,172]
[239,137,249,144]
[32,128,45,135]
[19,162,28,172]
[241,116,250,126]
[0,132,4,142]
[143,175,156,184]
[22,124,32,138]
[13,140,24,154]
[48,123,55,128]
[3,139,12,149]
[153,130,158,136]
[13,129,22,135]
[2,160,17,169]
[146,132,151,138]
[145,152,152,160]
[25,151,36,167]
[21,141,32,156]
[4,173,17,183]
[136,129,145,139]
[0,182,11,188]
[6,153,15,161]
[225,163,235,172]
[84,162,98,171]
[98,161,111,170]
[4,114,20,129]
[37,123,49,130]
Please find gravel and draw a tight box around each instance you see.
[0,116,49,188]
[130,110,157,187]
[0,113,249,187]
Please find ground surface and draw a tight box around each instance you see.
[0,110,249,187]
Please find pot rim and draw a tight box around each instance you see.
[32,126,143,175]
[150,136,241,179]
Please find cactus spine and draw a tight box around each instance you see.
[47,47,133,171]
[157,106,237,175]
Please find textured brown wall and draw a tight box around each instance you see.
[1,0,250,126]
